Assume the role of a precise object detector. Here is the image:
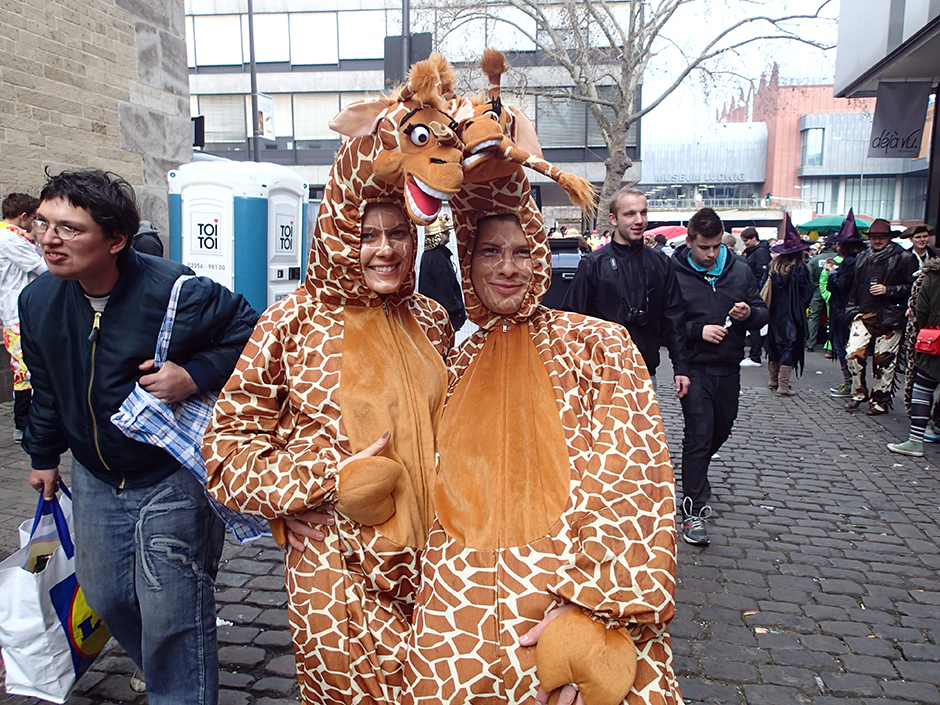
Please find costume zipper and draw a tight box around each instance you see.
[382,300,389,316]
[87,312,122,487]
[502,317,508,332]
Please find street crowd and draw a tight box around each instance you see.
[0,49,935,705]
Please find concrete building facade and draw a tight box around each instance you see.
[0,0,192,238]
[716,65,929,225]
[0,0,192,399]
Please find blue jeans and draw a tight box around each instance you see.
[72,460,225,705]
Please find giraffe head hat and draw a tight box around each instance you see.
[458,48,596,219]
[304,54,465,307]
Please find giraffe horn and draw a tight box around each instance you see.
[481,47,509,101]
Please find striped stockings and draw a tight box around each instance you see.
[909,369,939,442]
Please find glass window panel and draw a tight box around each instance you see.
[438,17,486,62]
[845,176,895,219]
[340,92,369,110]
[536,95,587,148]
[488,7,537,51]
[185,16,195,68]
[294,93,342,140]
[901,176,927,220]
[193,15,243,66]
[272,94,293,138]
[801,128,824,167]
[290,13,338,66]
[199,94,247,143]
[586,86,635,148]
[502,92,537,127]
[242,14,290,64]
[338,11,384,60]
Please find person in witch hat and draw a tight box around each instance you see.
[825,209,869,397]
[843,218,918,415]
[766,215,814,396]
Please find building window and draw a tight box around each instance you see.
[801,128,824,167]
[534,90,637,150]
[844,176,895,220]
[901,176,927,221]
[198,94,248,147]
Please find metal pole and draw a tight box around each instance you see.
[402,0,410,82]
[247,0,260,162]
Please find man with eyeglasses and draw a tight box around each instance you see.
[21,169,258,704]
[0,193,46,441]
[563,187,691,398]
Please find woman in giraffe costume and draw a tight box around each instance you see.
[401,69,681,703]
[204,56,463,705]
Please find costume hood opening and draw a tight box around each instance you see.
[450,181,551,329]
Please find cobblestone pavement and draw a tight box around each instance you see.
[1,349,939,704]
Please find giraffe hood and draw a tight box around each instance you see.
[304,53,465,307]
[450,177,551,330]
[457,48,596,218]
[303,142,419,308]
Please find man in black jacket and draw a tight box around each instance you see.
[562,187,690,398]
[741,226,771,365]
[23,169,259,704]
[418,213,466,331]
[672,208,768,546]
[843,218,918,415]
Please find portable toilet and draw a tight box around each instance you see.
[167,161,308,313]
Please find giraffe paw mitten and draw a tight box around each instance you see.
[535,607,637,705]
[334,456,403,525]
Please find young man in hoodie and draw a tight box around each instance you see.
[671,208,768,546]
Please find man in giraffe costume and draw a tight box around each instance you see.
[401,52,681,705]
[204,55,462,705]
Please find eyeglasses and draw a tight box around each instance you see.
[33,217,81,240]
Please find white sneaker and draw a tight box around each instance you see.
[130,669,146,693]
[739,358,761,367]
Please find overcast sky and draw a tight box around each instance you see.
[640,0,839,137]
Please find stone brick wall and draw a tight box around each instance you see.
[0,0,191,243]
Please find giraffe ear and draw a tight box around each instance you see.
[449,97,476,124]
[329,99,388,137]
[506,106,543,159]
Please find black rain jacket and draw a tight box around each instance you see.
[20,250,259,488]
[743,240,772,288]
[562,240,690,377]
[671,244,769,367]
[845,243,917,332]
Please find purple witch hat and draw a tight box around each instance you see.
[826,208,866,246]
[772,213,812,255]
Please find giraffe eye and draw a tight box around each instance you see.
[408,125,431,146]
[484,110,499,121]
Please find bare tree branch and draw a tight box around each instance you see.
[415,0,835,206]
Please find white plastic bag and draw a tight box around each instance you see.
[0,485,110,703]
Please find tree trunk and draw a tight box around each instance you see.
[598,129,634,216]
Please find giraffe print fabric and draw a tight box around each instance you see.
[399,110,682,703]
[204,55,461,705]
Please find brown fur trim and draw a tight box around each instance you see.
[407,54,445,110]
[481,47,509,80]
